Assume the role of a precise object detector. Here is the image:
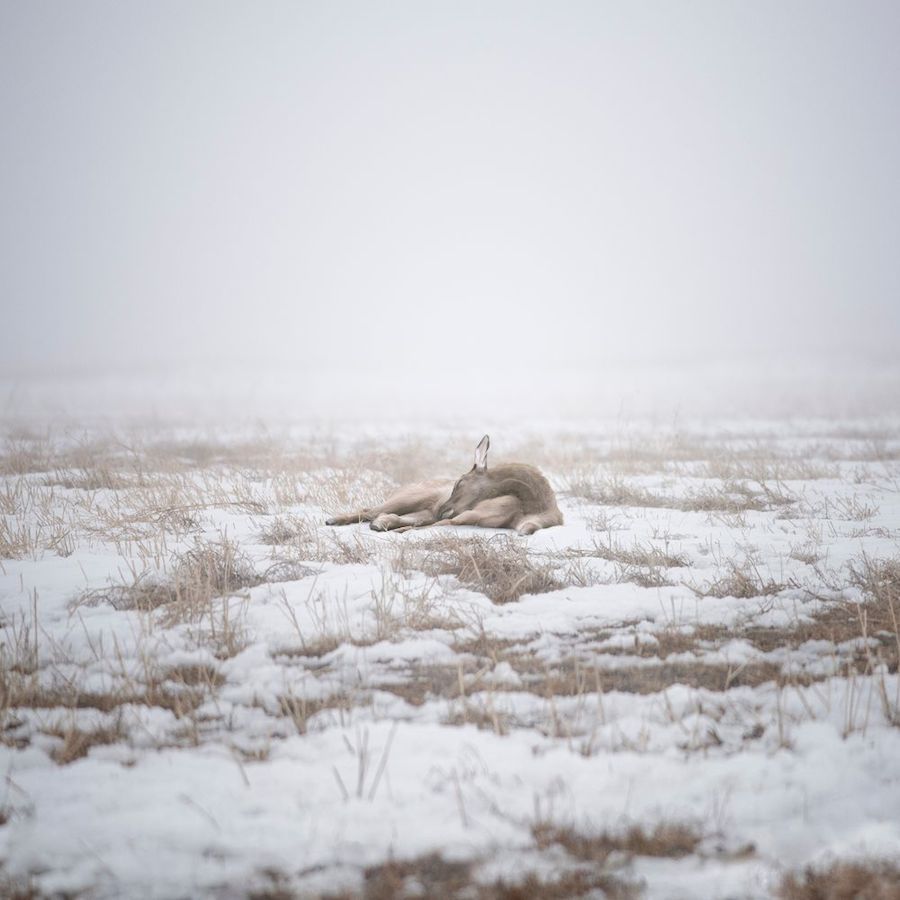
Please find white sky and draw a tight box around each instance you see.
[1,1,898,418]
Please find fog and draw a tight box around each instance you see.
[1,1,899,421]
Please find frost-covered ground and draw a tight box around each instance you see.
[2,420,900,899]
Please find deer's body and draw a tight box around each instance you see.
[325,436,563,536]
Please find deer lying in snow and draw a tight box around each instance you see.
[325,435,563,535]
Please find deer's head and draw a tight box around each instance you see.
[437,435,491,520]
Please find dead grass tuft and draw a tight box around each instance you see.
[394,535,563,604]
[751,554,900,682]
[578,539,688,570]
[259,516,314,546]
[272,634,368,660]
[375,663,472,707]
[532,820,701,861]
[704,457,839,482]
[262,514,374,566]
[358,853,472,900]
[564,538,688,588]
[0,875,40,900]
[509,656,790,695]
[0,513,74,560]
[0,519,30,560]
[277,691,360,734]
[444,701,511,735]
[790,543,823,565]
[79,579,177,613]
[172,537,261,601]
[318,851,635,900]
[779,859,900,900]
[303,468,398,519]
[43,719,126,764]
[452,631,523,660]
[845,555,900,720]
[378,652,793,705]
[316,533,373,566]
[564,472,797,514]
[165,663,224,689]
[77,537,262,626]
[0,436,52,475]
[147,436,278,469]
[42,467,133,491]
[849,555,900,614]
[260,559,319,583]
[563,473,669,508]
[0,666,223,718]
[693,557,787,599]
[650,624,731,657]
[826,495,881,522]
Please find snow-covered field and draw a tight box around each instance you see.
[2,419,900,899]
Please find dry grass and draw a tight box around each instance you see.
[146,436,281,469]
[845,555,900,721]
[444,699,512,735]
[651,623,731,656]
[260,514,375,566]
[564,472,796,514]
[1,678,215,718]
[1,659,223,732]
[703,456,840,482]
[374,662,474,707]
[521,656,790,695]
[733,555,900,685]
[0,876,40,900]
[168,537,262,608]
[848,555,900,621]
[0,512,75,560]
[532,820,702,861]
[572,539,689,570]
[259,515,315,546]
[317,852,634,900]
[76,536,261,628]
[277,691,360,734]
[692,557,787,599]
[4,426,900,894]
[564,538,688,588]
[394,535,564,604]
[791,542,823,565]
[271,633,377,660]
[451,631,525,659]
[43,719,126,764]
[1,611,225,755]
[298,468,399,519]
[341,437,463,486]
[42,467,134,491]
[563,474,674,509]
[375,652,793,706]
[0,435,52,476]
[780,859,900,900]
[825,494,881,522]
[368,570,461,638]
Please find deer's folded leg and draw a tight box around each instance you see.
[371,509,438,532]
[446,495,522,529]
[325,509,374,526]
[515,509,565,536]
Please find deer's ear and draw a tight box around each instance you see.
[474,434,490,472]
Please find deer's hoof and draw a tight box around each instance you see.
[371,514,399,532]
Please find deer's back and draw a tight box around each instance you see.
[489,463,559,515]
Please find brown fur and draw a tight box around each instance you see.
[326,436,563,536]
[324,478,452,529]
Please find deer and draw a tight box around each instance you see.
[325,435,563,535]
